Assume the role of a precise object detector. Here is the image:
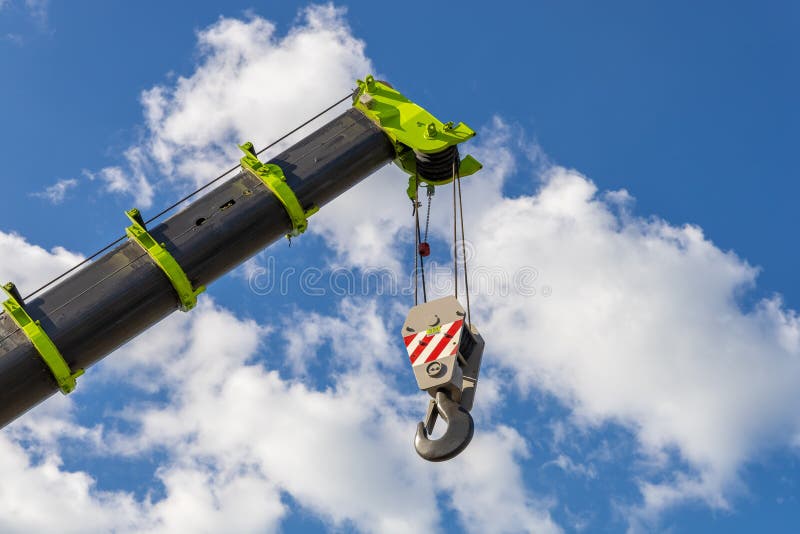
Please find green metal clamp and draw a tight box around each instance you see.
[353,75,483,190]
[238,142,319,239]
[1,282,84,394]
[125,209,205,312]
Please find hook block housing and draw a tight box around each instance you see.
[402,296,484,409]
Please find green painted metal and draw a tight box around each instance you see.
[353,75,476,154]
[456,155,483,179]
[1,282,84,394]
[125,209,205,312]
[403,153,485,201]
[353,75,483,186]
[239,142,319,239]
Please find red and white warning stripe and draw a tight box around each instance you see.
[404,320,464,366]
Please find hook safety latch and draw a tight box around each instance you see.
[402,296,485,462]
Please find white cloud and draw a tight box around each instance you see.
[5,391,287,534]
[3,33,24,45]
[83,148,155,209]
[89,4,371,209]
[86,298,554,533]
[544,454,598,480]
[23,0,47,26]
[146,465,286,534]
[3,3,797,532]
[0,223,288,533]
[0,0,50,27]
[0,230,83,294]
[0,434,143,534]
[301,113,800,527]
[438,425,561,534]
[7,10,544,531]
[282,297,398,375]
[0,234,141,534]
[30,177,78,204]
[311,165,410,273]
[18,105,800,530]
[469,167,800,525]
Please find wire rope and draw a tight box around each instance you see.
[20,91,355,303]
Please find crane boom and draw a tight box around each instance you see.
[0,108,394,427]
[0,77,484,462]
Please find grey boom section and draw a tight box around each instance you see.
[0,108,395,428]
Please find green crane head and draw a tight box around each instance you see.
[353,75,482,199]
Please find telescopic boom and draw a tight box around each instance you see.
[0,77,483,461]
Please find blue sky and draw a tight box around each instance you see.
[0,1,798,533]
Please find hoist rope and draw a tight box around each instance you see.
[456,167,472,327]
[19,91,356,303]
[452,161,459,299]
[413,180,428,305]
[451,159,472,327]
[413,192,419,306]
[412,157,471,327]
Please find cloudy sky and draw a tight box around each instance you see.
[0,1,798,532]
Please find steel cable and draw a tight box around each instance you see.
[19,91,355,303]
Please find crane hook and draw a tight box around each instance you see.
[414,390,474,462]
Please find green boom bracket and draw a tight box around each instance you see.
[239,142,319,239]
[353,74,483,191]
[125,209,205,312]
[1,282,84,394]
